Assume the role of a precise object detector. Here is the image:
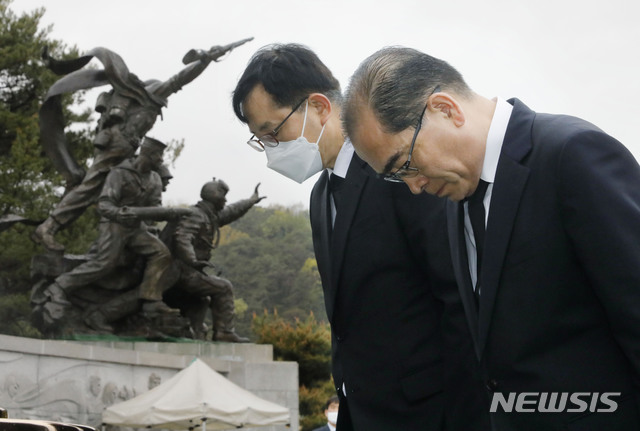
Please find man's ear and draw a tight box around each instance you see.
[308,93,332,125]
[429,92,465,127]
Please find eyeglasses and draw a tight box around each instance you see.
[246,97,307,152]
[382,86,440,183]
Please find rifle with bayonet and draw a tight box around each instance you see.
[118,206,195,222]
[182,37,254,64]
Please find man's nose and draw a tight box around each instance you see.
[403,176,427,195]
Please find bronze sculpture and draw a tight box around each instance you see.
[32,39,252,252]
[26,40,264,341]
[162,179,265,342]
[38,138,192,332]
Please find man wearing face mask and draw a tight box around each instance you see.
[312,396,339,431]
[261,95,325,183]
[232,44,488,431]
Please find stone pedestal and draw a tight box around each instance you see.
[0,334,299,431]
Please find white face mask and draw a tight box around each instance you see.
[327,411,338,425]
[265,100,325,184]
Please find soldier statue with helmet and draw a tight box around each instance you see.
[33,40,252,252]
[36,137,191,334]
[161,179,265,342]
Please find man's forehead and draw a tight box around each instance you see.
[243,84,282,133]
[352,107,402,173]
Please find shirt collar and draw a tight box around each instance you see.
[328,139,354,178]
[481,97,513,183]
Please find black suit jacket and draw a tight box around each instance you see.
[310,154,488,431]
[447,99,640,430]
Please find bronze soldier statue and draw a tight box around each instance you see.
[43,137,179,321]
[162,179,265,342]
[33,40,252,252]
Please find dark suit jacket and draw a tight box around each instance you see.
[310,154,488,431]
[447,99,640,430]
[311,425,330,431]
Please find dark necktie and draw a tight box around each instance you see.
[468,179,489,303]
[329,173,345,213]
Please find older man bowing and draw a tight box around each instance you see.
[343,46,640,430]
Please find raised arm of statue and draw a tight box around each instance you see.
[151,58,213,99]
[217,183,265,226]
[150,38,254,99]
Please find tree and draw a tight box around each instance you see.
[211,205,326,337]
[252,309,334,431]
[226,206,329,430]
[0,0,95,335]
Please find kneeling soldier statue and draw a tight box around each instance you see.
[162,179,265,342]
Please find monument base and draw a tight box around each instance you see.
[0,334,299,431]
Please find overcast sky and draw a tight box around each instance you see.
[10,0,640,208]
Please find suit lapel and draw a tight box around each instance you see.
[446,199,481,359]
[330,155,369,293]
[477,99,534,357]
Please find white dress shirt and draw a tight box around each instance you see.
[328,140,354,226]
[464,98,513,288]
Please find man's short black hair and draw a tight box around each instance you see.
[323,395,339,411]
[232,43,341,124]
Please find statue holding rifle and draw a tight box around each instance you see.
[32,38,253,252]
[39,137,193,332]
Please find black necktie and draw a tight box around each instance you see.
[468,179,489,302]
[329,173,345,212]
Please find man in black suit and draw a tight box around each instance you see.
[343,46,640,430]
[232,44,487,431]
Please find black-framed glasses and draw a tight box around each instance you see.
[246,97,307,152]
[382,85,440,183]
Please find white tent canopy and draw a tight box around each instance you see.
[102,358,290,430]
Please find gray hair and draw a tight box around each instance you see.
[343,47,472,138]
